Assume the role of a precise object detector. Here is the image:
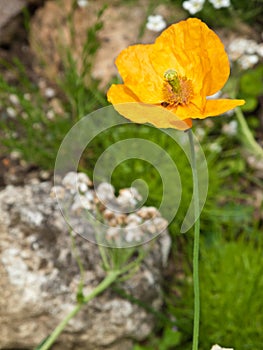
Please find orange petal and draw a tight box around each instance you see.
[107,84,140,104]
[115,44,164,104]
[171,102,204,119]
[193,99,246,119]
[152,18,230,98]
[107,85,192,130]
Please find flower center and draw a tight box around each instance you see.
[162,69,193,107]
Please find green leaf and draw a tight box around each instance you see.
[160,327,182,349]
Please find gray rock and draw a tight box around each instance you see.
[0,0,44,45]
[0,179,171,349]
[0,0,26,29]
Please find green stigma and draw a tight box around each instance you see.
[164,69,181,94]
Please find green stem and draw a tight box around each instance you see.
[188,130,200,350]
[37,270,120,350]
[235,107,263,159]
[69,230,85,300]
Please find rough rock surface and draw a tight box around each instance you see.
[0,0,44,45]
[0,0,25,28]
[0,177,171,349]
[0,0,26,45]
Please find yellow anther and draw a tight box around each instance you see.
[164,69,178,82]
[164,69,181,94]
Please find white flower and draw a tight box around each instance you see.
[257,43,263,57]
[23,93,31,101]
[46,110,55,120]
[142,217,167,235]
[146,15,166,32]
[183,0,205,14]
[195,127,206,140]
[208,0,231,9]
[227,38,262,65]
[228,38,249,60]
[244,39,259,54]
[125,223,143,243]
[106,227,120,241]
[137,206,159,219]
[96,182,116,202]
[45,87,55,99]
[10,150,21,160]
[222,120,238,136]
[126,214,143,225]
[117,187,141,208]
[50,186,65,200]
[78,182,88,193]
[151,217,168,232]
[62,172,78,191]
[77,0,88,8]
[85,190,94,202]
[211,345,234,350]
[9,94,20,105]
[77,172,92,191]
[209,142,222,153]
[6,107,17,118]
[238,54,259,70]
[72,195,92,212]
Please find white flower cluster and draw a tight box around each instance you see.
[59,172,94,212]
[4,83,58,122]
[222,120,238,136]
[211,345,234,350]
[51,172,168,245]
[146,15,167,32]
[77,0,88,8]
[227,37,263,70]
[183,0,230,14]
[105,207,167,243]
[208,0,230,9]
[183,0,205,14]
[209,142,222,153]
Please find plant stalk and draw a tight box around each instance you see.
[188,129,201,350]
[235,107,263,159]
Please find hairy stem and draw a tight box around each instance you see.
[188,129,200,350]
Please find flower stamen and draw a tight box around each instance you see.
[162,69,193,107]
[164,69,181,93]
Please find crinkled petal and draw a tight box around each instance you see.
[152,18,230,98]
[107,84,140,103]
[193,98,245,119]
[107,85,192,130]
[115,44,164,104]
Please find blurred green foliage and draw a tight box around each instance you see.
[0,63,72,168]
[239,64,263,114]
[167,232,263,350]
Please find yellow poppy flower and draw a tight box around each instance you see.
[107,18,245,130]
